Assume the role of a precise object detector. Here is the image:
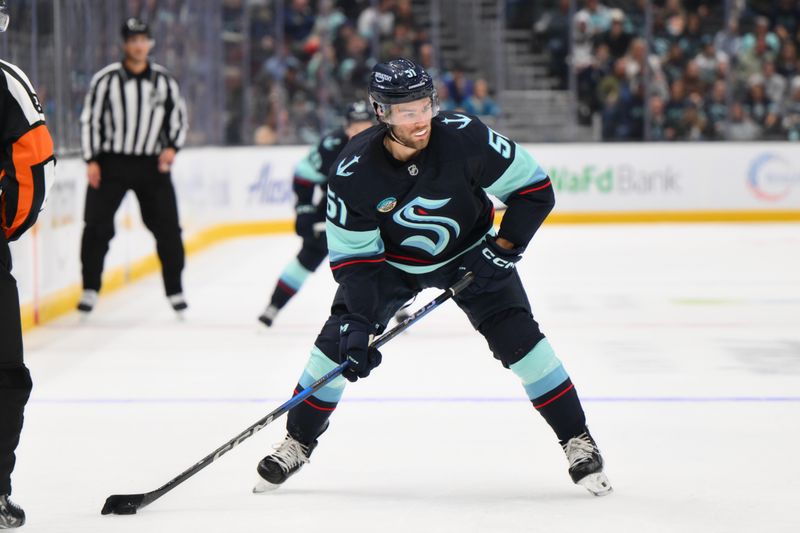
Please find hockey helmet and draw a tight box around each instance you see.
[368,58,439,125]
[345,101,373,124]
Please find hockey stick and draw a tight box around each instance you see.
[101,272,474,515]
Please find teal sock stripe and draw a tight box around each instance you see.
[279,258,313,291]
[509,338,569,400]
[298,346,347,403]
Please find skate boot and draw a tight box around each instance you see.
[0,494,25,529]
[258,305,279,328]
[562,430,613,496]
[253,434,317,493]
[77,289,98,313]
[168,293,188,311]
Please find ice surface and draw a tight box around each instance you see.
[16,223,800,532]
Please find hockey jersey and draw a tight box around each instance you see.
[326,111,554,321]
[1,59,55,242]
[292,127,349,216]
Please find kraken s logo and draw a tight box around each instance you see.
[393,197,460,256]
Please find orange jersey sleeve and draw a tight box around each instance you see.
[1,59,56,241]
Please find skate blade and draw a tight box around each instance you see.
[252,478,281,494]
[174,310,186,322]
[578,472,613,496]
[78,311,91,323]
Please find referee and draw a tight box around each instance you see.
[78,17,188,315]
[1,0,56,526]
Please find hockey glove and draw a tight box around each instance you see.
[339,314,383,382]
[459,237,523,296]
[295,204,322,239]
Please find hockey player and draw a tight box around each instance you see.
[254,59,612,496]
[0,0,56,527]
[258,102,373,327]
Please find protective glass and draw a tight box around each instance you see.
[0,10,9,32]
[375,94,440,126]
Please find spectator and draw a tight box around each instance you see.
[533,0,571,89]
[694,36,728,84]
[776,41,799,79]
[436,81,458,112]
[662,42,687,84]
[442,67,473,107]
[704,79,729,140]
[770,0,800,38]
[284,0,316,43]
[782,76,800,140]
[682,60,707,99]
[462,78,500,117]
[740,16,780,56]
[713,17,742,61]
[357,0,394,40]
[664,78,688,140]
[728,102,761,140]
[647,94,668,140]
[577,0,611,37]
[595,9,632,60]
[762,60,788,105]
[744,74,781,135]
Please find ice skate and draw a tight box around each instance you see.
[253,434,316,493]
[77,289,98,314]
[168,293,188,319]
[562,430,613,496]
[0,495,25,529]
[258,305,279,328]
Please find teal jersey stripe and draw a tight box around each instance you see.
[298,346,347,403]
[295,153,327,184]
[327,223,384,263]
[279,258,313,291]
[522,364,569,400]
[509,338,562,385]
[484,144,548,202]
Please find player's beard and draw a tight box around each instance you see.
[390,123,431,150]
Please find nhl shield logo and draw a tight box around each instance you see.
[376,197,398,213]
[407,164,419,176]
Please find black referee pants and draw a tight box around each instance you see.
[80,154,185,296]
[0,238,32,495]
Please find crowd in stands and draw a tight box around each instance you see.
[222,0,500,145]
[534,0,800,141]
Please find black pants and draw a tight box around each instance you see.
[80,154,185,296]
[0,238,32,495]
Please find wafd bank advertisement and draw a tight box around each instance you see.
[528,143,800,212]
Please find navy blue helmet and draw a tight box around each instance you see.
[368,58,439,123]
[345,101,372,124]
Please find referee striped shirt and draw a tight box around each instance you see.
[80,62,187,162]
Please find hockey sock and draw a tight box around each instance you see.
[287,346,346,445]
[509,339,586,443]
[270,259,313,309]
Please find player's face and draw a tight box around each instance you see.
[345,120,373,139]
[387,98,433,149]
[123,34,153,63]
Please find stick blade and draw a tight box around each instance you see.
[101,493,146,515]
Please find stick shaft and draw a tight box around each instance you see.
[120,273,474,511]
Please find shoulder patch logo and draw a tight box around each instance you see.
[376,197,398,213]
[336,155,360,177]
[441,113,472,129]
[407,164,419,176]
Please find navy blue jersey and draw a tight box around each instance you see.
[292,127,349,209]
[326,112,554,321]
